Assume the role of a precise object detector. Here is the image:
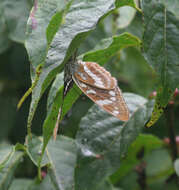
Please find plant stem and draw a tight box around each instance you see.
[135,147,147,190]
[164,103,179,187]
[164,104,178,160]
[135,162,147,190]
[38,166,42,181]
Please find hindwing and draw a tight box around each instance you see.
[73,76,129,121]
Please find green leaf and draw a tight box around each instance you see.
[160,0,179,18]
[25,0,71,70]
[116,6,137,29]
[26,135,49,167]
[116,171,139,190]
[46,1,72,47]
[111,134,163,184]
[0,150,24,190]
[27,0,115,141]
[0,0,32,50]
[75,93,154,190]
[3,0,32,43]
[26,135,77,190]
[174,159,179,177]
[42,84,80,152]
[142,0,179,126]
[117,143,174,189]
[47,72,64,113]
[115,0,136,8]
[146,149,174,184]
[0,2,11,54]
[0,144,14,169]
[82,32,141,65]
[9,179,32,190]
[26,0,73,138]
[46,136,77,190]
[117,47,155,97]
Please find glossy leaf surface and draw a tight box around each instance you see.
[142,0,179,126]
[75,93,154,190]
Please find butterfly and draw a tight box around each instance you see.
[72,60,129,121]
[53,59,129,139]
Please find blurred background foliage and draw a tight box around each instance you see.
[0,0,179,189]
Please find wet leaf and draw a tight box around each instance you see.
[3,0,32,43]
[75,93,154,190]
[142,0,179,126]
[9,179,32,190]
[46,136,77,190]
[0,149,24,190]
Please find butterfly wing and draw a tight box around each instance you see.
[73,76,129,121]
[74,61,116,90]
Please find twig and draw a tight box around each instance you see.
[135,147,147,190]
[164,103,179,187]
[135,162,147,190]
[164,103,178,160]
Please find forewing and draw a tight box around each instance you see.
[74,61,116,90]
[73,77,129,121]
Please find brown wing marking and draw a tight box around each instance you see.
[74,61,116,90]
[73,76,129,121]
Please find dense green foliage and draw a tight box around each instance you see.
[0,0,179,189]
